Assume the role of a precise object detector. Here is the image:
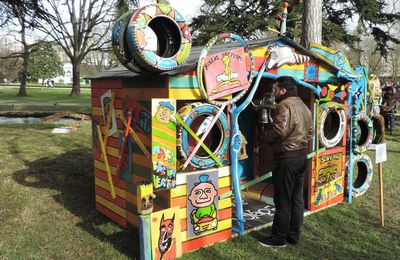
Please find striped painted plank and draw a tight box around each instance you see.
[181,218,231,242]
[122,87,169,100]
[96,194,126,218]
[95,177,126,199]
[95,168,126,189]
[95,152,119,167]
[92,98,124,109]
[171,176,231,198]
[96,202,127,228]
[95,185,126,209]
[178,197,231,220]
[95,160,117,175]
[175,166,230,185]
[169,75,198,89]
[180,207,232,231]
[181,229,231,253]
[92,88,122,98]
[92,79,122,89]
[168,88,203,100]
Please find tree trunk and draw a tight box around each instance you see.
[301,0,322,48]
[70,62,81,96]
[17,19,28,97]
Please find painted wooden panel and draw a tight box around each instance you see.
[96,202,127,228]
[150,207,182,259]
[310,147,345,211]
[151,99,177,190]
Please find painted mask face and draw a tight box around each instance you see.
[155,106,172,123]
[188,182,217,208]
[158,213,175,255]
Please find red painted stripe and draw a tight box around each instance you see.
[180,207,232,231]
[95,186,126,209]
[96,202,127,228]
[95,168,126,189]
[182,229,231,253]
[91,79,122,89]
[94,152,120,167]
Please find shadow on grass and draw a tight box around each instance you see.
[12,149,139,259]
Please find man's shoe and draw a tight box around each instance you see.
[258,237,286,248]
[286,237,299,245]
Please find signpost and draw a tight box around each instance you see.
[369,143,387,227]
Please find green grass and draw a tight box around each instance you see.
[0,87,91,113]
[0,121,399,259]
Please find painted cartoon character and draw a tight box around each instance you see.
[188,174,218,235]
[155,101,175,124]
[155,213,176,260]
[213,54,240,93]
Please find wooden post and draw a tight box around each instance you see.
[378,162,384,227]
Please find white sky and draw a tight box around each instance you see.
[138,0,204,22]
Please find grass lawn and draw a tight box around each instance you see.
[0,121,399,259]
[0,87,91,113]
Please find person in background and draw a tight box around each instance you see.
[258,76,314,248]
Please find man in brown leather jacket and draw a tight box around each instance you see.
[259,76,314,247]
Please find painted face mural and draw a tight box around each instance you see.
[155,101,174,124]
[158,213,175,258]
[188,178,217,208]
[187,174,218,236]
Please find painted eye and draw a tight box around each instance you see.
[205,188,212,193]
[195,190,202,195]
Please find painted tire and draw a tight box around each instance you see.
[318,102,346,148]
[346,154,373,197]
[197,33,255,106]
[371,114,385,144]
[112,11,147,73]
[352,114,373,154]
[177,102,230,169]
[125,3,191,72]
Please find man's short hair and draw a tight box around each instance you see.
[276,76,297,91]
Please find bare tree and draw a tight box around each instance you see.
[301,0,322,47]
[37,0,116,96]
[0,0,46,96]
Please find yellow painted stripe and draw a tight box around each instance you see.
[178,197,231,219]
[169,88,202,100]
[251,46,268,57]
[153,122,176,137]
[153,135,176,149]
[95,160,116,175]
[95,177,126,199]
[96,194,126,218]
[171,176,231,198]
[106,146,120,158]
[181,218,232,242]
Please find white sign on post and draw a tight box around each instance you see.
[375,143,387,164]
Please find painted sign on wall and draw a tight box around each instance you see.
[100,90,117,136]
[204,47,249,100]
[187,171,219,238]
[151,99,177,190]
[313,152,344,207]
[150,207,182,260]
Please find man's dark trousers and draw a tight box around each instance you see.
[271,154,307,244]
